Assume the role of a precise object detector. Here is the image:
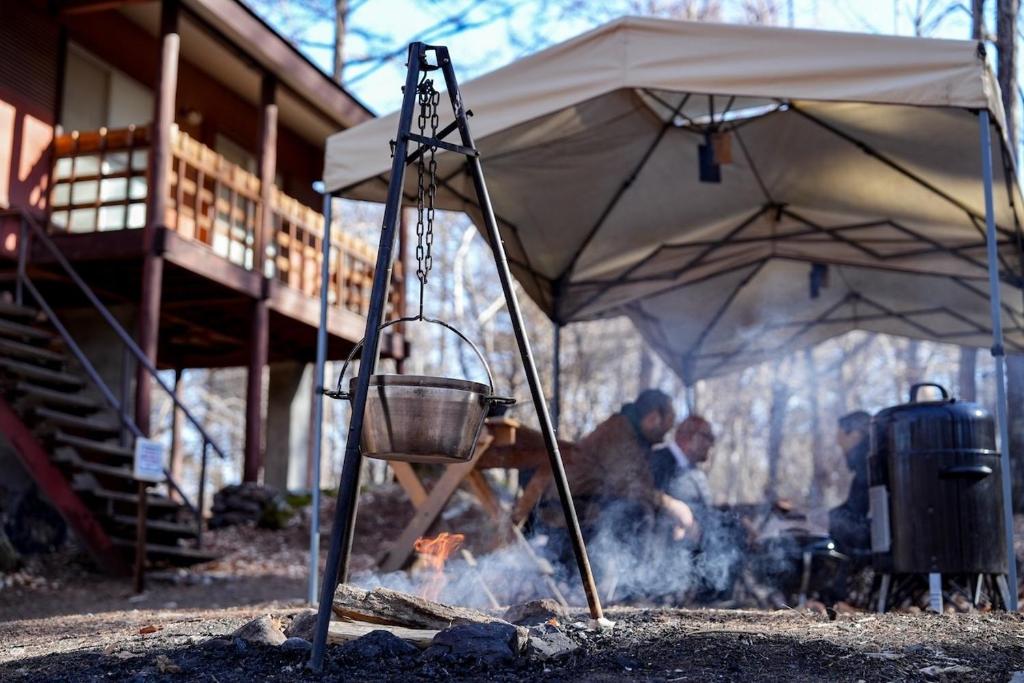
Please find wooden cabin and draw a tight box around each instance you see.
[0,0,404,569]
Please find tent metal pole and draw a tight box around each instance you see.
[553,322,562,432]
[979,109,1019,611]
[307,192,333,606]
[685,384,697,414]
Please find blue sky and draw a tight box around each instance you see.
[248,0,979,114]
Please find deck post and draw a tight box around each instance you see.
[136,0,179,436]
[168,367,183,500]
[242,73,277,483]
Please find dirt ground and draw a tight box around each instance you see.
[3,485,1024,681]
[2,603,1024,682]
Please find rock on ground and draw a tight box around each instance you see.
[422,622,521,666]
[231,615,287,646]
[338,630,419,660]
[503,598,568,626]
[526,624,578,661]
[285,609,318,640]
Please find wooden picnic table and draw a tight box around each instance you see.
[379,417,577,573]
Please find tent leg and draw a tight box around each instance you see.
[307,193,333,606]
[979,109,1019,612]
[552,322,561,432]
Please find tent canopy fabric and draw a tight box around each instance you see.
[322,17,1024,382]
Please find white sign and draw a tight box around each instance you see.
[133,438,167,483]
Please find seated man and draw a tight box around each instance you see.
[535,389,696,597]
[650,416,744,602]
[650,415,714,514]
[828,410,872,563]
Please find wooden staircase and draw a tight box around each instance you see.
[0,298,216,570]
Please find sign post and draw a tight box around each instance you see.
[132,438,167,593]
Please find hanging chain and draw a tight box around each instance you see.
[415,73,441,318]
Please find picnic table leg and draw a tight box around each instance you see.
[379,437,493,572]
[390,462,429,508]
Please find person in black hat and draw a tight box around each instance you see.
[829,410,872,563]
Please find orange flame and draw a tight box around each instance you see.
[413,532,465,601]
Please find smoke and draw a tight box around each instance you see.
[347,506,752,609]
[349,541,565,609]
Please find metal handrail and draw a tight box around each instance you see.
[5,208,229,542]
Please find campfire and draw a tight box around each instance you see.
[413,532,465,601]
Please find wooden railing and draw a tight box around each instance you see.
[49,125,403,320]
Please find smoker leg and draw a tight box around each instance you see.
[876,574,891,614]
[798,550,812,607]
[974,573,984,607]
[995,574,1013,611]
[928,573,943,613]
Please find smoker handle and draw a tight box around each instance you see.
[939,464,993,480]
[909,382,950,402]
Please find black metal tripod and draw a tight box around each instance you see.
[308,43,603,671]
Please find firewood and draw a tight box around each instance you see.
[326,621,439,648]
[332,584,505,630]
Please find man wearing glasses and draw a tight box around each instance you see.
[650,415,715,513]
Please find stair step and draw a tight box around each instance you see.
[15,382,102,413]
[34,406,120,436]
[55,431,133,460]
[75,484,182,509]
[110,515,199,537]
[0,337,66,365]
[110,537,217,565]
[63,452,135,481]
[0,300,40,320]
[0,358,83,389]
[0,317,55,342]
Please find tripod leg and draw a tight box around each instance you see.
[436,48,603,621]
[308,44,423,672]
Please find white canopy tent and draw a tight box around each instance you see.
[319,17,1022,604]
[323,17,1024,380]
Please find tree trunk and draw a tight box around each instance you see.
[997,0,1018,146]
[765,359,790,501]
[805,347,827,508]
[902,339,922,399]
[996,0,1023,511]
[638,346,654,390]
[333,0,348,85]
[958,347,978,401]
[974,0,987,40]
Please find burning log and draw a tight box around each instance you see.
[331,584,510,630]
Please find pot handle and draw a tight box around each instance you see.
[326,315,514,406]
[939,464,993,480]
[909,382,950,403]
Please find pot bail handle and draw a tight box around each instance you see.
[909,382,950,403]
[326,315,513,405]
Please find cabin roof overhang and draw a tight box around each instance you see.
[63,0,375,145]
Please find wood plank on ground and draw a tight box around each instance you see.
[327,621,438,648]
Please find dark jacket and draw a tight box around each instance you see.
[829,439,871,558]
